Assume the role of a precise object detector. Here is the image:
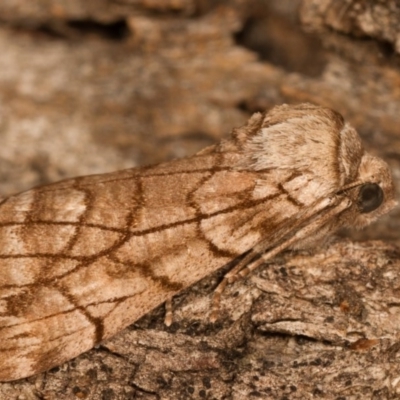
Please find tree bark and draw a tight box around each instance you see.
[0,0,399,398]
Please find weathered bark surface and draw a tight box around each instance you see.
[301,0,400,54]
[0,0,399,398]
[2,240,400,399]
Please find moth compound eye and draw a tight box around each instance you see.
[358,183,384,213]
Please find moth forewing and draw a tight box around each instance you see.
[0,103,396,381]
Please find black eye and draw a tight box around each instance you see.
[358,183,384,213]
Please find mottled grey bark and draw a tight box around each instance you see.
[0,0,399,398]
[2,240,400,399]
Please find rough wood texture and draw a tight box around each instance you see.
[0,0,399,398]
[2,240,400,398]
[301,0,400,54]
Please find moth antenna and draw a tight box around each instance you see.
[337,180,364,193]
[210,196,352,323]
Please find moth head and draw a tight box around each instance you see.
[237,103,396,229]
[340,153,397,229]
[240,103,366,199]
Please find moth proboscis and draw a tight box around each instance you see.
[0,103,396,381]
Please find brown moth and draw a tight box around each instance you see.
[0,103,396,381]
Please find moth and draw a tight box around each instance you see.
[0,103,396,381]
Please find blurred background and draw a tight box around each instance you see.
[0,0,399,243]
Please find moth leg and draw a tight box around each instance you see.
[209,241,290,323]
[209,257,260,322]
[210,197,351,322]
[164,298,173,326]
